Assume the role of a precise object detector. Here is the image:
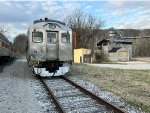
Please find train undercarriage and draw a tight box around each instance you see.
[28,60,72,77]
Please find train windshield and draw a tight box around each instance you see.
[47,32,57,43]
[61,33,70,43]
[32,31,43,43]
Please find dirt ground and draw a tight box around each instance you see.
[70,63,150,113]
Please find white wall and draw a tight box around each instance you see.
[108,52,118,62]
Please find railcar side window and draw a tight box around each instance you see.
[32,31,43,43]
[47,32,57,43]
[61,33,70,43]
[0,41,2,47]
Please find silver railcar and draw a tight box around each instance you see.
[0,33,13,61]
[27,18,73,76]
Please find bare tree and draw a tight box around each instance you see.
[0,25,10,36]
[64,9,104,49]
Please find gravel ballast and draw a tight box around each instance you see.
[45,78,111,113]
[0,59,53,113]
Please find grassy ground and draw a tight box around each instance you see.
[69,64,150,113]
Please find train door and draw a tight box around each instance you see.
[59,32,72,61]
[46,31,58,60]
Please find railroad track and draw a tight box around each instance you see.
[37,75,127,113]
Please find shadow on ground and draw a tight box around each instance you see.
[0,59,16,73]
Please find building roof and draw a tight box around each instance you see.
[97,39,110,46]
[109,47,122,52]
[113,40,132,44]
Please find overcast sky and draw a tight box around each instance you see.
[0,0,150,42]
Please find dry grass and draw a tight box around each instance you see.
[70,64,150,113]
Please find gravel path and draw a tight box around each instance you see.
[0,59,46,113]
[86,61,150,70]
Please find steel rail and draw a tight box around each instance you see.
[39,77,66,113]
[62,76,127,113]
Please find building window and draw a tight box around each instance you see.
[32,31,43,43]
[47,32,57,43]
[61,33,70,43]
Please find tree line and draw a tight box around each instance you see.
[12,34,27,56]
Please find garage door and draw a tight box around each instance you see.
[118,51,128,62]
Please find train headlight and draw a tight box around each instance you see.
[34,49,42,54]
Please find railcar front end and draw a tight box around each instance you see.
[27,18,72,77]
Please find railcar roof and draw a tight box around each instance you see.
[0,33,10,45]
[29,21,71,31]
